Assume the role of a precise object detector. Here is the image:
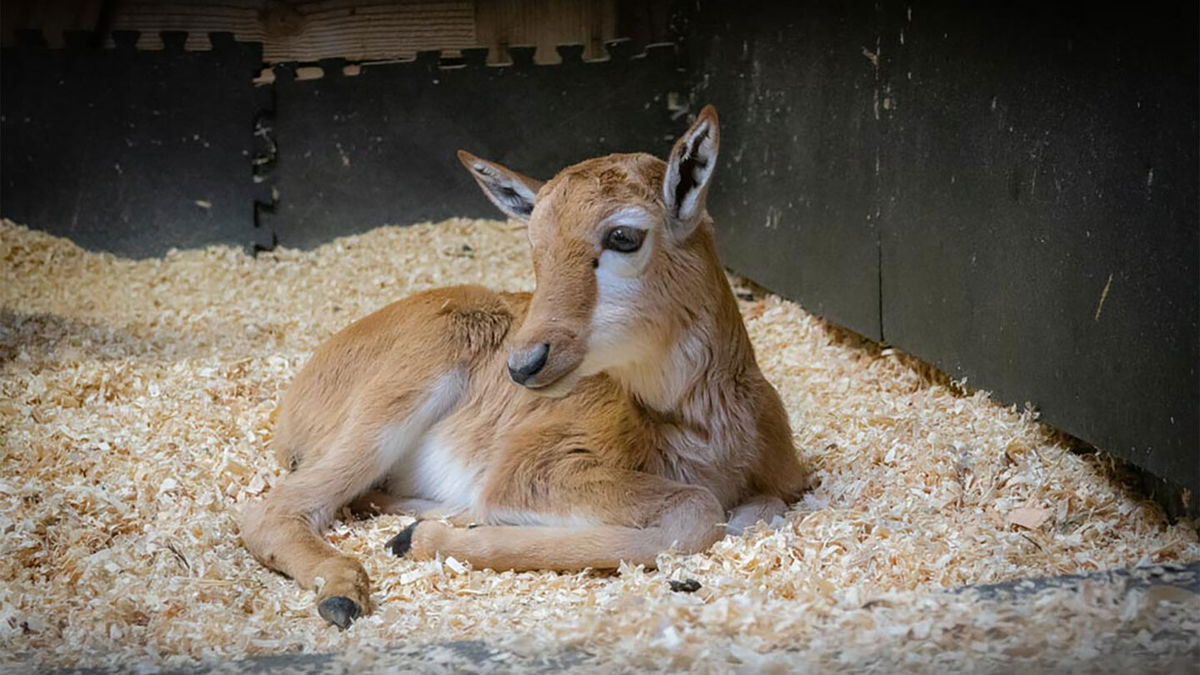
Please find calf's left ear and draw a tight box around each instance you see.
[662,105,720,238]
[458,150,545,222]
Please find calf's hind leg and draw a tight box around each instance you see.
[725,494,788,536]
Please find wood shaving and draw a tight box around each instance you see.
[2,217,1197,672]
[1007,506,1053,530]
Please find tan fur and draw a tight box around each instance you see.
[239,107,807,625]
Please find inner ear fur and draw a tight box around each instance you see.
[457,150,544,221]
[663,105,721,232]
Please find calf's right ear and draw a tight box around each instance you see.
[457,150,544,222]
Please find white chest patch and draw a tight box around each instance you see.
[383,425,481,513]
[408,428,480,511]
[375,370,481,513]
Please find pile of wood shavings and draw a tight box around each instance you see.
[1,217,1197,672]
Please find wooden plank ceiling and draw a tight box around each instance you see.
[0,0,668,65]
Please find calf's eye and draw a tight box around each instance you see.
[603,226,645,253]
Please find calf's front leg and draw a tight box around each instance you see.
[240,431,379,629]
[241,390,431,629]
[387,468,725,572]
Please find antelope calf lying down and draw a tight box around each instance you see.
[240,106,807,629]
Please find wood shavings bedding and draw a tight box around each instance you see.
[1,218,1196,672]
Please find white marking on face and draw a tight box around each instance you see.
[600,207,655,276]
[579,209,659,375]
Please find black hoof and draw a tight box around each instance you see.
[386,520,420,558]
[317,595,361,630]
[669,578,702,593]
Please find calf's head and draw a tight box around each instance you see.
[459,106,721,396]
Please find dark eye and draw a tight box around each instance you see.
[603,226,645,253]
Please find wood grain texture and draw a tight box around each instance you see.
[1,0,105,46]
[263,1,476,63]
[476,0,616,65]
[105,1,266,51]
[4,0,631,65]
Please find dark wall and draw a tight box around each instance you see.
[264,44,681,249]
[687,3,884,339]
[689,1,1199,514]
[0,32,266,256]
[878,2,1198,514]
[0,35,681,256]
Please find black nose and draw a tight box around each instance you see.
[508,343,550,385]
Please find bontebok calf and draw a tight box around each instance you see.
[240,106,808,629]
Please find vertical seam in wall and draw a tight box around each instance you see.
[877,231,885,342]
[251,72,278,254]
[873,6,886,345]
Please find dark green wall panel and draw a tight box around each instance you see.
[688,0,1198,514]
